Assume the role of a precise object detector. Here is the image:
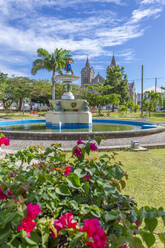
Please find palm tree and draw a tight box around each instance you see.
[32,48,72,100]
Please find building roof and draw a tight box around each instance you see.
[92,73,105,84]
[110,54,117,67]
[85,57,90,67]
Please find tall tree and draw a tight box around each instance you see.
[82,83,120,115]
[7,77,31,111]
[31,48,72,100]
[143,90,163,117]
[104,65,130,111]
[29,80,52,105]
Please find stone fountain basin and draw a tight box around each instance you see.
[0,119,165,140]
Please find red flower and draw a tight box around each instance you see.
[17,218,37,237]
[64,166,72,176]
[17,202,41,237]
[22,189,27,195]
[51,212,77,238]
[77,139,83,145]
[83,174,91,182]
[135,220,141,227]
[0,187,7,200]
[27,202,42,220]
[79,219,108,248]
[120,244,127,248]
[0,137,10,146]
[73,147,82,157]
[89,143,98,151]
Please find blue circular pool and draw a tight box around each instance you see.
[0,119,162,140]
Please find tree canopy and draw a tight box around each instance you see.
[104,65,130,110]
[32,48,73,100]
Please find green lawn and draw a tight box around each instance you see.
[90,149,165,247]
[93,110,165,122]
[0,110,165,122]
[0,111,45,120]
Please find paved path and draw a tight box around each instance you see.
[1,130,165,153]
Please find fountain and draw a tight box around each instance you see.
[46,56,92,129]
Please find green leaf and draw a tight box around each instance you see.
[74,168,84,177]
[0,212,16,228]
[128,237,145,248]
[83,181,89,194]
[0,224,11,243]
[104,210,119,222]
[144,218,158,232]
[120,180,126,189]
[66,173,81,189]
[141,231,155,247]
[158,233,165,244]
[69,200,79,210]
[69,232,84,247]
[55,184,71,195]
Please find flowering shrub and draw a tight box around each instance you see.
[0,136,165,247]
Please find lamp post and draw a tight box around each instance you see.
[141,64,144,117]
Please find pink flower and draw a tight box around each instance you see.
[79,219,108,248]
[90,143,98,151]
[0,137,10,146]
[22,189,27,195]
[73,147,82,158]
[135,220,141,227]
[8,191,12,195]
[83,174,91,182]
[27,202,42,220]
[51,212,77,238]
[0,187,7,200]
[10,173,14,177]
[77,139,83,145]
[17,218,37,237]
[120,244,127,248]
[17,202,41,237]
[64,166,72,176]
[53,168,57,170]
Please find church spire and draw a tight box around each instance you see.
[86,56,90,67]
[110,52,117,67]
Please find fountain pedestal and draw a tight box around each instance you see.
[46,73,92,129]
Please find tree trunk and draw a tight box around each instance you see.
[18,99,23,111]
[112,104,115,112]
[52,70,55,100]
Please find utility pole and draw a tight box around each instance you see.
[155,77,157,93]
[141,64,144,117]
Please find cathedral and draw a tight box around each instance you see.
[81,55,136,102]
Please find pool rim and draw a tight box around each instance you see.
[0,118,164,140]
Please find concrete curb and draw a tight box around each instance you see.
[1,126,165,140]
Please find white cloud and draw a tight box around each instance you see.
[130,7,162,23]
[0,0,164,75]
[141,0,165,4]
[0,63,28,77]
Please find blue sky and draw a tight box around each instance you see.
[0,0,165,92]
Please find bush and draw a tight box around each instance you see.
[0,137,165,247]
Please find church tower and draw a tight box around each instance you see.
[81,57,95,87]
[110,53,117,67]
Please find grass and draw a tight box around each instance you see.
[90,149,165,247]
[0,111,45,120]
[0,110,165,122]
[93,110,165,122]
